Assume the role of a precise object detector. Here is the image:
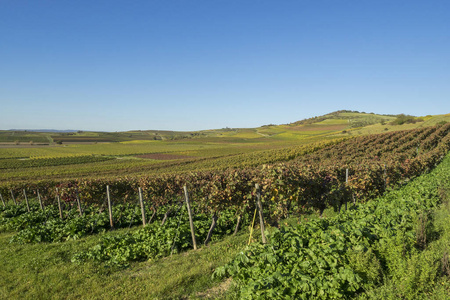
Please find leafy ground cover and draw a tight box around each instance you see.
[1,204,144,243]
[72,207,247,267]
[1,198,249,267]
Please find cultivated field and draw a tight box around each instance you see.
[1,111,450,299]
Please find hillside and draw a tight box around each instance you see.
[1,111,449,145]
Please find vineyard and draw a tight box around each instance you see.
[1,122,450,298]
[0,155,115,170]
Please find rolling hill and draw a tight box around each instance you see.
[2,110,448,145]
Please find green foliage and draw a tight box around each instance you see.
[2,204,143,243]
[72,207,247,267]
[346,248,382,286]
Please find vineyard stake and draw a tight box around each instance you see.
[10,190,17,206]
[56,188,63,219]
[248,208,258,245]
[23,189,30,212]
[75,190,83,217]
[233,215,241,236]
[138,187,147,227]
[183,185,197,250]
[37,190,44,210]
[345,168,349,210]
[255,184,267,244]
[0,192,5,207]
[106,185,114,229]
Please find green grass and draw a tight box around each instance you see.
[357,189,450,299]
[0,225,251,299]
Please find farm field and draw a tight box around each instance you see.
[1,111,450,299]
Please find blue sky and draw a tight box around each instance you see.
[1,0,449,131]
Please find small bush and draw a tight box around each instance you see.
[390,114,424,125]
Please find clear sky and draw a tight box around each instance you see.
[1,0,449,131]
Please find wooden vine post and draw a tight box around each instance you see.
[248,208,258,245]
[23,189,30,212]
[345,169,349,210]
[0,192,5,207]
[255,184,267,244]
[37,190,44,210]
[10,190,17,206]
[138,187,147,227]
[106,185,114,229]
[183,185,197,250]
[233,215,241,236]
[56,188,63,219]
[75,190,83,217]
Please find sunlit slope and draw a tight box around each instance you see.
[346,113,450,136]
[256,111,394,140]
[259,111,450,140]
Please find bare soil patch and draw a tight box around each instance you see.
[195,278,232,299]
